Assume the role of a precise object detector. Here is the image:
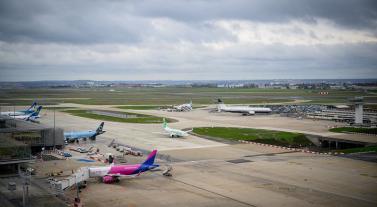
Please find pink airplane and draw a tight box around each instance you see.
[88,150,159,183]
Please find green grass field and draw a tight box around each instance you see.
[335,146,377,154]
[63,109,175,124]
[44,107,77,111]
[330,127,377,134]
[193,127,311,147]
[116,105,165,110]
[0,87,373,106]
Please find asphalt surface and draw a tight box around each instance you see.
[31,105,377,207]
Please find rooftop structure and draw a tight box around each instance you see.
[350,97,364,124]
[0,115,64,166]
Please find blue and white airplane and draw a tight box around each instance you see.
[14,106,43,122]
[1,102,38,116]
[64,122,106,143]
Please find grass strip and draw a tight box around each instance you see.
[64,109,175,124]
[193,127,311,147]
[330,127,377,134]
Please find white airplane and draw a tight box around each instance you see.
[1,102,37,116]
[217,99,272,115]
[172,100,193,112]
[13,106,42,122]
[161,118,192,138]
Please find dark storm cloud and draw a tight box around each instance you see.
[0,0,376,44]
[0,0,376,81]
[134,0,377,28]
[0,0,141,44]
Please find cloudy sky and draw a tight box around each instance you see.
[0,0,376,81]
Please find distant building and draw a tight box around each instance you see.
[330,85,346,90]
[350,97,364,124]
[288,84,298,89]
[217,83,244,88]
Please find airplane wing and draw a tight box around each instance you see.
[152,132,170,135]
[106,174,139,178]
[27,117,40,123]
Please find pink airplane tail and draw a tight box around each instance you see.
[142,150,157,166]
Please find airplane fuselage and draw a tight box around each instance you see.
[64,122,105,142]
[12,114,34,120]
[88,150,159,183]
[1,111,28,116]
[164,127,188,137]
[64,130,97,141]
[174,103,192,111]
[218,104,271,115]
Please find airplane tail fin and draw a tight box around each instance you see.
[217,99,225,112]
[31,106,42,116]
[142,150,157,166]
[26,106,42,121]
[162,118,167,128]
[26,101,37,112]
[96,122,105,133]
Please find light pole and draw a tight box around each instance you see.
[53,107,56,149]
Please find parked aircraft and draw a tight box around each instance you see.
[162,118,191,138]
[217,99,272,115]
[172,100,193,112]
[1,101,37,116]
[13,106,42,122]
[64,122,105,143]
[88,150,159,183]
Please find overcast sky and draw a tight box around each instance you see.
[0,0,376,81]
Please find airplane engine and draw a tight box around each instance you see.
[243,111,255,116]
[102,175,117,184]
[248,111,255,115]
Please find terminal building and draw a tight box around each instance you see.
[306,97,377,125]
[0,116,66,207]
[0,115,64,173]
[306,109,377,124]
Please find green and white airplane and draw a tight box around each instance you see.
[162,118,192,138]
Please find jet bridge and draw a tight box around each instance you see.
[50,167,90,191]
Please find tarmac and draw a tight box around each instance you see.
[28,105,377,206]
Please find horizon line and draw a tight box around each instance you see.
[1,78,377,83]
